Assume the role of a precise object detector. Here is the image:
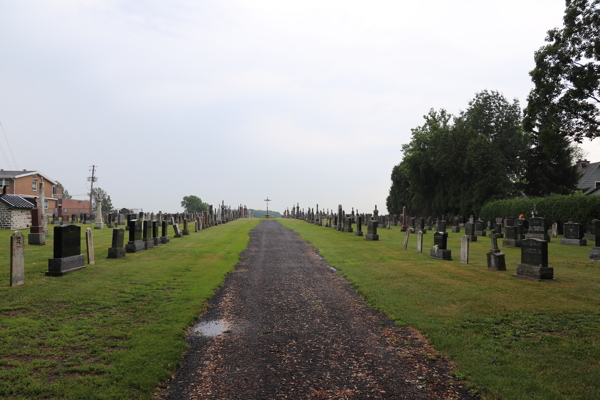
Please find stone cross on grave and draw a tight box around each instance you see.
[531,203,538,218]
[373,205,378,220]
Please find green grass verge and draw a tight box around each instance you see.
[278,219,600,400]
[0,218,259,399]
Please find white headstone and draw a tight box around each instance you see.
[403,230,410,250]
[95,197,104,229]
[460,236,469,264]
[86,228,95,265]
[416,230,423,253]
[10,231,25,286]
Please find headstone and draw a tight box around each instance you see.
[416,218,426,234]
[161,220,169,244]
[355,215,363,237]
[39,182,48,234]
[342,215,353,233]
[487,233,506,271]
[514,238,553,280]
[173,218,183,238]
[182,218,189,235]
[585,219,598,241]
[85,228,95,265]
[503,225,523,248]
[465,222,477,242]
[430,231,452,260]
[10,231,25,286]
[28,208,46,245]
[107,229,126,259]
[416,230,423,253]
[401,206,408,232]
[560,222,587,246]
[125,219,145,253]
[365,207,379,241]
[403,230,410,250]
[95,199,104,229]
[427,216,433,231]
[527,217,550,241]
[152,221,161,245]
[46,225,86,276]
[143,220,154,250]
[460,236,469,264]
[452,217,460,233]
[475,219,486,237]
[588,220,600,261]
[551,222,558,239]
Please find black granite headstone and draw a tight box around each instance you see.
[129,219,142,242]
[521,238,548,267]
[564,223,584,239]
[54,224,81,258]
[112,228,124,248]
[434,232,447,249]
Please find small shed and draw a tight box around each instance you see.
[0,192,34,229]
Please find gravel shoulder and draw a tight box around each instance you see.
[164,220,478,399]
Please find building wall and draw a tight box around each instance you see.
[0,202,32,230]
[580,167,600,191]
[60,199,91,216]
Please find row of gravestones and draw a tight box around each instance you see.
[9,211,232,286]
[297,209,600,282]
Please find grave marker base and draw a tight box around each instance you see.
[429,248,452,260]
[46,254,86,276]
[342,227,353,233]
[365,234,379,241]
[559,238,587,246]
[514,264,554,280]
[355,231,363,236]
[161,236,169,244]
[107,248,126,259]
[451,227,460,233]
[153,237,161,245]
[126,240,145,253]
[144,238,154,250]
[467,235,477,242]
[27,233,45,245]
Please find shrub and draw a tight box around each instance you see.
[479,193,600,225]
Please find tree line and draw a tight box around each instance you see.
[387,0,598,217]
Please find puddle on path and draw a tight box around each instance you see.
[191,319,232,337]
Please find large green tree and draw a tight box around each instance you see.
[181,195,208,213]
[388,91,526,217]
[525,0,599,142]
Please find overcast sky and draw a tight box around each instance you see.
[1,1,597,215]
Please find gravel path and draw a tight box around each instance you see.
[164,220,478,399]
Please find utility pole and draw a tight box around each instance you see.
[88,165,97,214]
[264,197,271,218]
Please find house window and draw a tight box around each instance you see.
[0,179,7,188]
[596,181,600,188]
[52,185,56,195]
[32,181,37,191]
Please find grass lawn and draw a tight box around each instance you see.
[0,218,259,400]
[279,218,600,400]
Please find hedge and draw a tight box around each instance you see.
[479,193,600,226]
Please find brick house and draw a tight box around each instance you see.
[0,186,34,229]
[0,169,90,216]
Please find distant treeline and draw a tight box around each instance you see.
[249,209,282,218]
